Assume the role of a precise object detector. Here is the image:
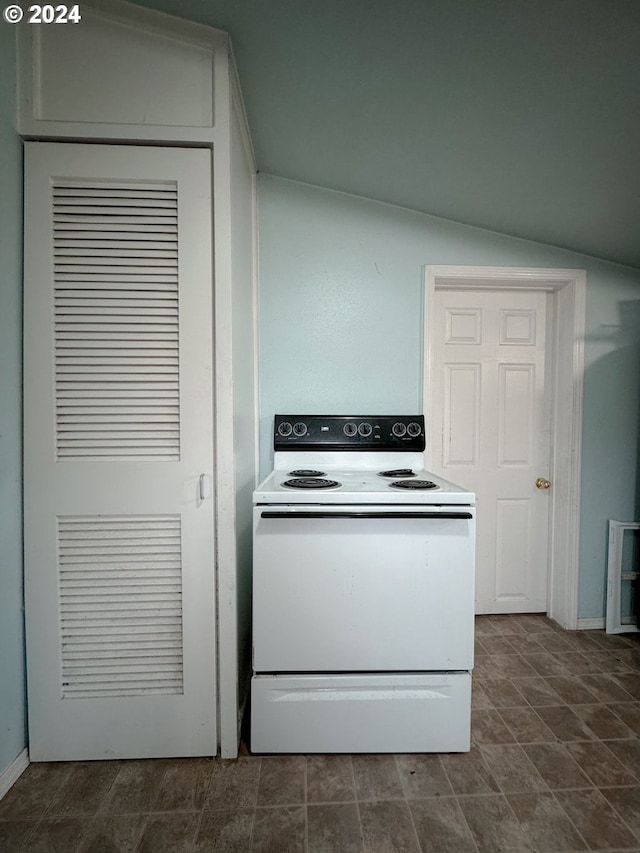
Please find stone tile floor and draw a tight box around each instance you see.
[1,614,639,852]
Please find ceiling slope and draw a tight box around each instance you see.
[132,0,640,268]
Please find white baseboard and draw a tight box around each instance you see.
[576,617,605,630]
[0,748,29,800]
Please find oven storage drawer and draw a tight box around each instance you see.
[252,505,475,672]
[251,672,471,753]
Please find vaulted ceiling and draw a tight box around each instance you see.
[133,0,640,268]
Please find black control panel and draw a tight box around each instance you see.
[273,415,425,451]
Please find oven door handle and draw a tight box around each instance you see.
[259,510,473,520]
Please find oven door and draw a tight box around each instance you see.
[252,504,475,672]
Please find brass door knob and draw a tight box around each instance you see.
[535,477,551,490]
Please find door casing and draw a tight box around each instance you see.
[424,265,586,629]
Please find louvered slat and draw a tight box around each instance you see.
[58,516,184,698]
[53,180,180,461]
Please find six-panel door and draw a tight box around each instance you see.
[431,288,551,614]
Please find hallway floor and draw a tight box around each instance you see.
[1,614,639,852]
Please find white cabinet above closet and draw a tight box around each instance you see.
[17,0,227,142]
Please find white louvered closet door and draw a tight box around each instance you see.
[24,143,217,760]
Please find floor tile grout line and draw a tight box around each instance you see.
[434,752,456,799]
[478,673,530,711]
[597,788,640,846]
[606,702,640,736]
[438,747,489,798]
[565,739,640,789]
[392,753,409,802]
[403,795,430,853]
[478,741,550,796]
[438,746,511,853]
[245,782,640,805]
[556,700,638,730]
[408,750,480,853]
[480,637,637,656]
[133,814,146,853]
[450,792,488,853]
[38,763,75,821]
[14,814,42,853]
[95,759,125,818]
[195,755,217,819]
[609,671,640,701]
[303,754,309,853]
[505,695,638,745]
[452,786,592,797]
[346,754,367,853]
[79,813,103,853]
[247,808,257,853]
[546,786,598,853]
[595,782,640,791]
[249,753,264,853]
[192,800,208,853]
[493,698,563,744]
[502,775,567,852]
[524,740,599,792]
[560,786,640,850]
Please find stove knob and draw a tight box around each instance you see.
[343,422,358,437]
[358,422,373,437]
[407,421,422,437]
[293,421,308,437]
[277,421,293,437]
[392,422,407,437]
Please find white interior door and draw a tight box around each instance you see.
[23,142,217,760]
[430,289,551,614]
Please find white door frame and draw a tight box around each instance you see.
[424,266,586,629]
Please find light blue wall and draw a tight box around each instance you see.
[258,174,640,621]
[0,24,27,776]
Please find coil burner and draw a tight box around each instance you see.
[389,479,439,490]
[282,478,341,490]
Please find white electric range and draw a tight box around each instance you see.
[251,414,476,753]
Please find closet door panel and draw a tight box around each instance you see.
[24,142,217,760]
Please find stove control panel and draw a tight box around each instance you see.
[274,415,425,451]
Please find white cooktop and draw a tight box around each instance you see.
[254,453,475,505]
